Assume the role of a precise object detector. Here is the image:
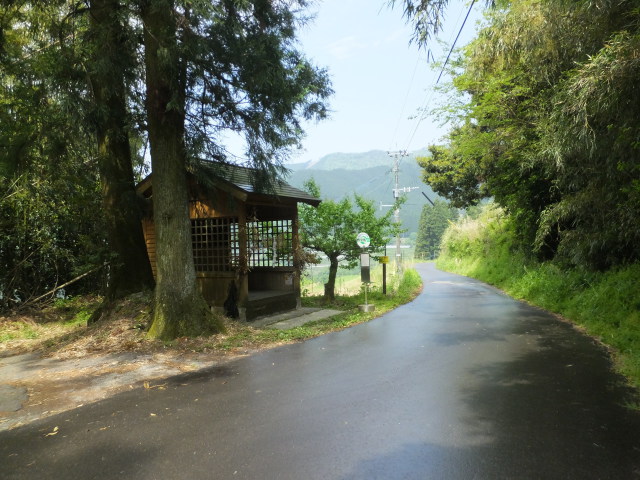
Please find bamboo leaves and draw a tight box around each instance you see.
[411,0,640,268]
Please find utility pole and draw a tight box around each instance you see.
[387,150,417,273]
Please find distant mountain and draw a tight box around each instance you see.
[290,149,430,172]
[286,150,439,235]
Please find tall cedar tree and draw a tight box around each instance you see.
[414,199,458,259]
[88,0,154,303]
[139,1,330,338]
[140,0,223,339]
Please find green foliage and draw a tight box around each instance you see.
[535,26,640,268]
[418,142,483,209]
[299,178,401,300]
[217,267,423,351]
[0,171,102,305]
[0,2,118,309]
[439,204,640,391]
[415,0,640,269]
[182,0,332,173]
[299,178,400,266]
[394,267,422,299]
[414,198,458,259]
[389,0,453,45]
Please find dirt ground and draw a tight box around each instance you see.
[0,347,245,432]
[0,295,267,432]
[0,290,346,432]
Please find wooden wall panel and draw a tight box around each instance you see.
[141,218,157,279]
[196,273,240,309]
[248,269,296,291]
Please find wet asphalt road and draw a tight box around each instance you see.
[2,263,639,479]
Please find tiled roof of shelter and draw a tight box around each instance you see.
[137,161,321,207]
[206,162,320,206]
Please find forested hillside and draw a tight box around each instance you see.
[286,150,438,235]
[290,150,394,171]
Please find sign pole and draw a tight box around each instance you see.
[382,262,387,295]
[356,233,375,313]
[382,245,388,295]
[364,278,368,306]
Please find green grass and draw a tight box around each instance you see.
[1,272,423,358]
[0,322,39,343]
[0,295,101,346]
[216,267,423,352]
[438,205,640,393]
[302,263,395,297]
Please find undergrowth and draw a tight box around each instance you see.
[0,295,101,348]
[1,270,423,358]
[438,204,640,393]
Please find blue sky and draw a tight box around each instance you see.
[291,0,483,163]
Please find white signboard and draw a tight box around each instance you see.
[356,232,370,249]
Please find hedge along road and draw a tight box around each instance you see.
[2,263,639,479]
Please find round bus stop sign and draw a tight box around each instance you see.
[356,232,370,249]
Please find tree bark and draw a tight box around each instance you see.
[140,0,223,340]
[88,0,154,301]
[324,254,339,302]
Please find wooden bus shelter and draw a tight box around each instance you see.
[136,162,320,321]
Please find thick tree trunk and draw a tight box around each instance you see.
[88,0,154,301]
[324,254,339,302]
[140,0,223,340]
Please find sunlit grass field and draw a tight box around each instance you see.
[301,248,415,297]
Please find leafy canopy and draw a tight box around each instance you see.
[299,179,400,268]
[414,0,640,269]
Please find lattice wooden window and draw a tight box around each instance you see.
[247,219,293,267]
[191,218,239,272]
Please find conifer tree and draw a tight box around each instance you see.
[414,200,458,260]
[139,0,330,338]
[87,0,155,302]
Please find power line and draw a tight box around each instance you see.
[436,0,476,85]
[390,51,428,149]
[381,1,479,250]
[403,0,477,152]
[390,2,468,150]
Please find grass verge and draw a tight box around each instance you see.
[212,268,422,352]
[0,269,423,358]
[438,205,640,394]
